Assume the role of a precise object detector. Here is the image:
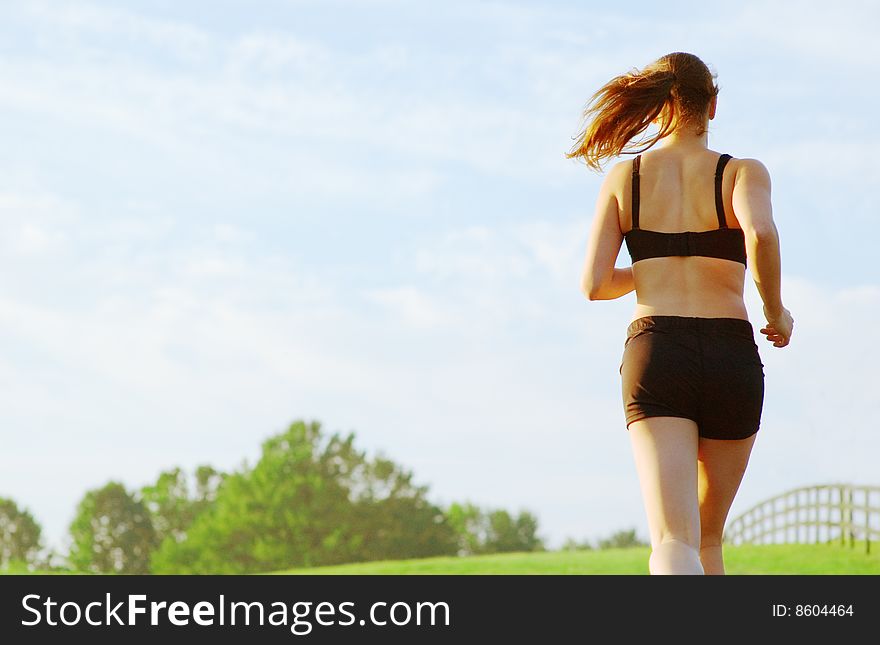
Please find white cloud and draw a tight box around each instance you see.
[511,218,586,284]
[361,285,459,330]
[414,225,532,283]
[0,2,596,187]
[0,192,75,257]
[734,1,880,72]
[13,223,55,254]
[24,0,214,64]
[226,32,334,77]
[212,223,257,245]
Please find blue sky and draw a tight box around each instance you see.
[1,0,878,556]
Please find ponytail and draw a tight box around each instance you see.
[566,52,719,172]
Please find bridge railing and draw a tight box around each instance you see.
[723,483,880,554]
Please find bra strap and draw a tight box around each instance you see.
[631,155,641,230]
[714,153,732,228]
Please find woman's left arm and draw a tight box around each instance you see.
[579,163,636,300]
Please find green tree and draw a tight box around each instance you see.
[598,528,648,549]
[0,497,43,569]
[445,502,485,556]
[345,455,458,563]
[152,419,457,573]
[560,537,594,551]
[484,509,544,553]
[446,503,545,555]
[68,481,158,574]
[139,465,226,546]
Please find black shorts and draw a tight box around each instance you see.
[619,315,765,440]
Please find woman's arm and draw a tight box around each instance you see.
[580,162,635,300]
[732,158,794,346]
[587,267,634,300]
[732,159,783,314]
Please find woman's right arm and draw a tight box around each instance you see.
[732,158,794,347]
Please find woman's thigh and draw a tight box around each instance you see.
[628,416,701,548]
[697,434,758,543]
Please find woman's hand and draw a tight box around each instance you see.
[760,305,794,348]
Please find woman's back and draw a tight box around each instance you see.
[616,147,749,322]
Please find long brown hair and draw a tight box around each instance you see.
[566,52,720,172]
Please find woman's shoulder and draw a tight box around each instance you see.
[607,156,638,174]
[730,156,769,173]
[598,157,637,190]
[604,157,638,190]
[728,156,772,190]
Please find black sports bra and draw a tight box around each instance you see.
[624,153,747,266]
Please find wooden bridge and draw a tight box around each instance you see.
[724,484,880,553]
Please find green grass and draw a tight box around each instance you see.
[269,542,880,575]
[269,548,651,575]
[723,542,880,575]
[6,542,878,575]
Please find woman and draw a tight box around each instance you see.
[568,52,794,575]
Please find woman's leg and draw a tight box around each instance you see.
[697,434,758,575]
[628,416,702,575]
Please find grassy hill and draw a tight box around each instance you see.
[5,542,878,575]
[269,542,880,575]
